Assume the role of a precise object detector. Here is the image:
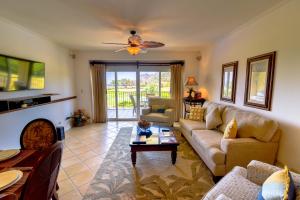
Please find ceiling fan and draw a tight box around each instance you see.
[103,30,165,55]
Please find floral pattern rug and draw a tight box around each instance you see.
[83,127,214,200]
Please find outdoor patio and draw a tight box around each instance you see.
[107,108,137,119]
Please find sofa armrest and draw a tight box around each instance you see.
[247,160,300,189]
[246,160,281,185]
[220,138,278,173]
[141,107,151,115]
[231,166,247,178]
[216,194,233,200]
[164,108,175,122]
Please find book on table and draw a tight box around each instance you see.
[160,136,177,144]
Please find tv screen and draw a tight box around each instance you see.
[0,55,45,92]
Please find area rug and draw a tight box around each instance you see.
[83,127,214,200]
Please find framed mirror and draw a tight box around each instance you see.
[220,61,238,103]
[244,51,276,110]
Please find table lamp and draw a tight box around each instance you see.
[185,76,198,99]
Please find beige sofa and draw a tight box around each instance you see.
[180,101,281,177]
[202,160,300,200]
[140,97,175,126]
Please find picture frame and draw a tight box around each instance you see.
[220,61,238,103]
[244,51,276,110]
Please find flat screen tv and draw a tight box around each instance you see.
[0,54,45,92]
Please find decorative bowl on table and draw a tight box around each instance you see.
[137,120,152,137]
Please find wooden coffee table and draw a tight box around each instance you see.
[129,126,179,166]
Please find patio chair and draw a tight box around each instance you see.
[129,95,137,116]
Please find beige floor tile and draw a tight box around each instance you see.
[57,178,77,195]
[84,156,104,169]
[58,168,68,182]
[70,170,94,187]
[76,150,98,161]
[61,157,81,168]
[58,121,130,198]
[63,162,90,177]
[78,183,90,196]
[70,146,93,155]
[59,189,82,200]
[62,150,76,160]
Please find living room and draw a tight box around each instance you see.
[0,0,299,199]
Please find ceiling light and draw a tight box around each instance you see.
[127,47,141,55]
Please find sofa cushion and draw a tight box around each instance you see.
[206,107,222,130]
[151,104,166,113]
[179,118,206,135]
[192,130,222,150]
[140,113,169,123]
[189,107,205,121]
[219,106,239,132]
[223,118,237,139]
[220,106,279,142]
[192,130,225,165]
[148,97,174,108]
[203,101,226,121]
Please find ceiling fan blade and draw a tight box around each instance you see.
[114,47,128,52]
[103,42,129,45]
[141,41,165,48]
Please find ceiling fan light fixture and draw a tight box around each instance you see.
[127,46,141,55]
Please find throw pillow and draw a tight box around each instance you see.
[151,105,166,113]
[257,166,296,200]
[223,118,238,139]
[189,107,205,121]
[206,107,222,130]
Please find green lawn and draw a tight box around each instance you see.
[107,87,170,108]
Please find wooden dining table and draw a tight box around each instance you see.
[0,150,42,199]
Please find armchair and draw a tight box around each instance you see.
[140,97,175,126]
[203,160,300,200]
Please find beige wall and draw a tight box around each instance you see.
[199,0,300,171]
[0,18,76,148]
[74,50,201,116]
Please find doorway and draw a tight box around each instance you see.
[106,63,171,121]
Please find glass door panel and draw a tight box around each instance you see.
[139,72,159,108]
[116,72,137,119]
[161,72,171,98]
[106,72,116,119]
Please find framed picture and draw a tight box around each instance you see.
[220,61,238,103]
[244,51,276,110]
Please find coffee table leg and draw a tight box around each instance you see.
[171,150,177,165]
[131,151,136,166]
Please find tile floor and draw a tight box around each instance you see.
[57,121,136,200]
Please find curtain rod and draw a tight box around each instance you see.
[89,60,184,66]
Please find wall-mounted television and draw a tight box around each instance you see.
[0,54,45,92]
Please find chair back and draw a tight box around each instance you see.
[20,119,57,150]
[21,142,63,200]
[129,95,136,108]
[148,97,175,108]
[0,193,17,200]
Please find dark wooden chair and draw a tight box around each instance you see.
[0,193,17,200]
[20,119,57,150]
[21,142,63,200]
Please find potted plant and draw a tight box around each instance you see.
[66,109,90,127]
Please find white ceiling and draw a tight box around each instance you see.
[0,0,284,51]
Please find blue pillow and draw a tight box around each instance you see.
[257,167,296,200]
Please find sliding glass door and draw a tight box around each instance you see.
[106,71,137,120]
[106,64,171,121]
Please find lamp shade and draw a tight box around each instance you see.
[185,76,198,86]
